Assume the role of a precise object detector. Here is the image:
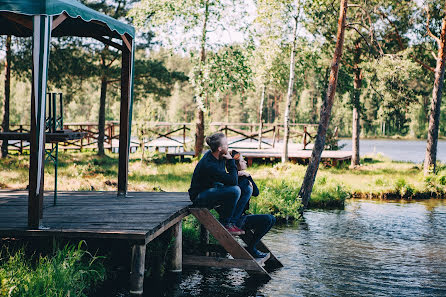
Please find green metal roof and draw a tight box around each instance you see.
[0,0,135,38]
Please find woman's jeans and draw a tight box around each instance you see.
[193,184,241,226]
[239,214,276,251]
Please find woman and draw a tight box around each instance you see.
[229,150,276,259]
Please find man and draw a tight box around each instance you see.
[188,132,244,235]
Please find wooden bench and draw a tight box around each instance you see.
[185,208,283,279]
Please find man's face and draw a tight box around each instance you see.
[218,137,229,155]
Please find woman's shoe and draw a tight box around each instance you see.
[247,248,269,259]
[224,224,245,235]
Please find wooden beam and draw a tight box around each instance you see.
[51,13,68,30]
[189,208,253,260]
[129,244,146,296]
[93,35,123,51]
[121,34,132,52]
[183,255,271,278]
[0,12,32,30]
[117,36,133,196]
[168,221,182,272]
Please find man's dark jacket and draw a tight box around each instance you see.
[188,150,238,201]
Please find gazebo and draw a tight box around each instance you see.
[0,0,135,229]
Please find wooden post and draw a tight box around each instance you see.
[182,124,186,151]
[169,221,182,273]
[200,224,209,255]
[19,125,23,154]
[303,125,308,149]
[129,244,146,296]
[272,125,276,148]
[118,35,134,197]
[28,15,52,228]
[250,125,253,142]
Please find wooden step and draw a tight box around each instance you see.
[187,208,282,278]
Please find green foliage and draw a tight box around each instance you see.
[394,178,415,198]
[251,180,303,220]
[0,242,105,297]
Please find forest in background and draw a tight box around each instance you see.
[1,0,446,142]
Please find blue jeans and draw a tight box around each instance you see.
[237,214,276,251]
[230,180,252,225]
[193,184,241,226]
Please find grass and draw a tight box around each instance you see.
[0,241,106,297]
[0,151,445,221]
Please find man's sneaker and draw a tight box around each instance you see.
[248,248,270,259]
[224,224,245,235]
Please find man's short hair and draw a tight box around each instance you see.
[206,132,225,152]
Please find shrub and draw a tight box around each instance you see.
[394,178,415,198]
[250,180,302,220]
[0,242,105,297]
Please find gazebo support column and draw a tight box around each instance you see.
[28,15,52,228]
[118,35,134,197]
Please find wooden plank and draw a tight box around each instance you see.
[0,229,147,243]
[0,131,86,142]
[52,13,68,30]
[189,208,253,260]
[183,255,270,277]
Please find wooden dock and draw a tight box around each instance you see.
[0,190,282,294]
[0,190,191,244]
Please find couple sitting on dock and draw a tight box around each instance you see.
[188,132,275,259]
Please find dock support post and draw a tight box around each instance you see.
[130,244,146,296]
[169,221,182,272]
[200,224,209,255]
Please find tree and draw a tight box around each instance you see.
[283,4,300,162]
[298,0,349,211]
[131,0,249,157]
[1,35,11,158]
[423,3,446,175]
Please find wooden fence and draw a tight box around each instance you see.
[1,121,323,154]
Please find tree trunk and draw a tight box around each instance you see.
[194,0,209,157]
[351,39,362,166]
[424,17,446,175]
[282,16,299,163]
[298,0,349,210]
[1,35,11,158]
[98,75,107,156]
[258,84,266,149]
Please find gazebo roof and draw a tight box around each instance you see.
[0,0,135,38]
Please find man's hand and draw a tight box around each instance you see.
[221,151,232,160]
[238,171,250,177]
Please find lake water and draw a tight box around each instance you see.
[139,199,446,297]
[339,138,446,163]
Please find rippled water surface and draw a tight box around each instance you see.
[173,200,446,297]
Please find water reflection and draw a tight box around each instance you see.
[177,199,446,297]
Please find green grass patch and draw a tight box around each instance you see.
[0,241,105,297]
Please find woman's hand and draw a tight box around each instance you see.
[238,171,250,177]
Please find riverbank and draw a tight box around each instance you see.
[0,151,445,221]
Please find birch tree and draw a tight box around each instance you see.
[131,0,249,157]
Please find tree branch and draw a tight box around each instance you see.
[425,6,441,47]
[378,9,435,73]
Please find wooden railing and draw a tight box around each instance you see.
[210,122,319,149]
[2,121,323,153]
